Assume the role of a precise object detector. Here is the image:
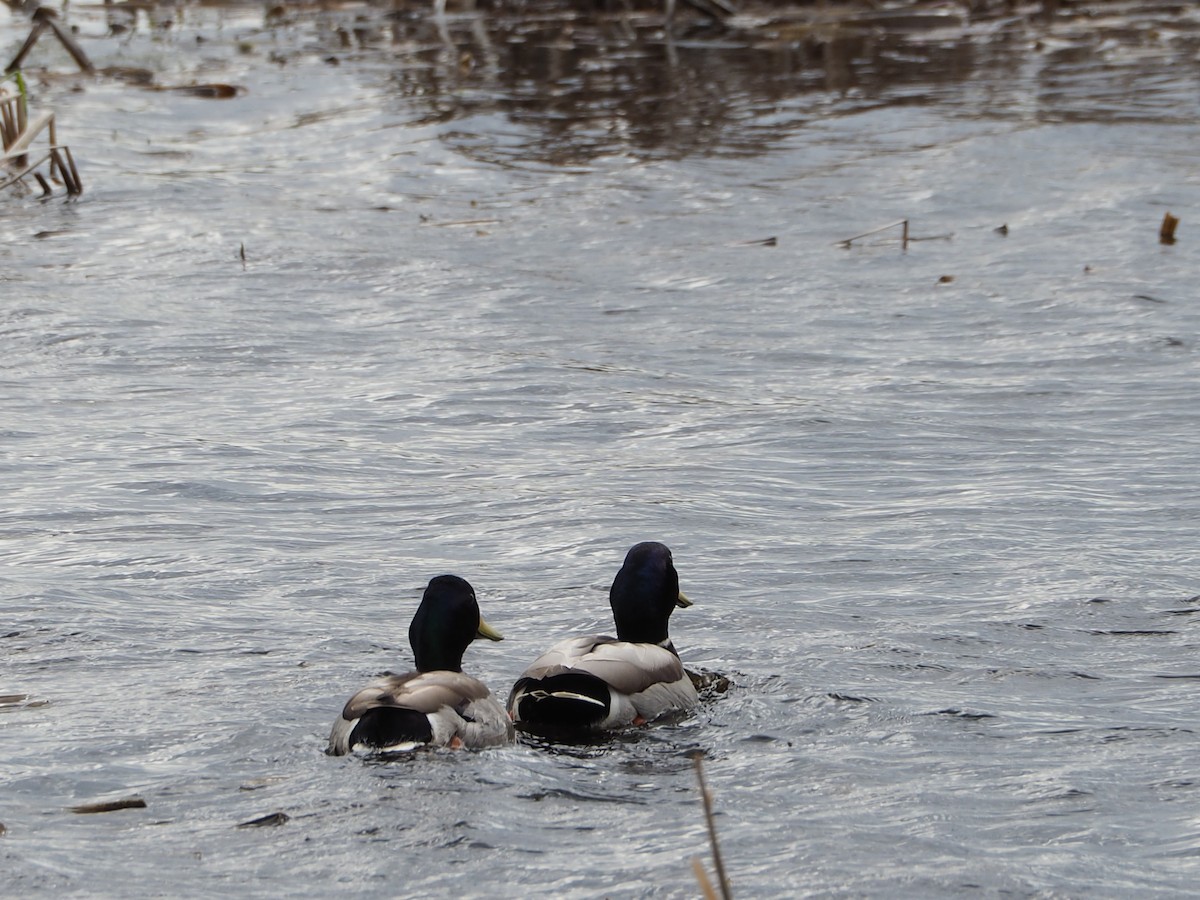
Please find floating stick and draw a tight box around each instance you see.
[70,797,147,814]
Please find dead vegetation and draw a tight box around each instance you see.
[2,0,90,198]
[0,72,82,197]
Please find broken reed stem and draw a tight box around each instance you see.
[0,83,82,196]
[0,145,82,196]
[47,113,59,182]
[0,85,25,151]
[58,144,81,194]
[1,104,13,150]
[0,149,51,191]
[6,20,46,74]
[50,146,78,194]
[42,14,95,74]
[693,755,732,900]
[5,6,94,75]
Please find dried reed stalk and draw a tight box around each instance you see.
[0,80,82,196]
[692,754,732,900]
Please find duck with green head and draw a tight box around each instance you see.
[507,542,698,733]
[328,574,514,754]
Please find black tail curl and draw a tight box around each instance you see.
[511,672,611,730]
[348,707,434,750]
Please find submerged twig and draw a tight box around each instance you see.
[692,754,732,900]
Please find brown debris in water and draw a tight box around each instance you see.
[152,83,242,99]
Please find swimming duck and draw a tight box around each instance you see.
[507,542,698,732]
[327,574,514,755]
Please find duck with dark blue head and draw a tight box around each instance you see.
[328,574,514,754]
[507,542,697,733]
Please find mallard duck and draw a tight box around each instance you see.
[507,542,698,732]
[327,574,515,755]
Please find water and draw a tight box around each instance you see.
[3,1,1199,896]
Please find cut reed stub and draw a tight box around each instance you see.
[1160,212,1179,245]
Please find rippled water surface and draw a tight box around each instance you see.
[3,1,1200,896]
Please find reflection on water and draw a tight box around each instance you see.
[292,0,1200,163]
[4,1,1200,897]
[10,1,1197,164]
